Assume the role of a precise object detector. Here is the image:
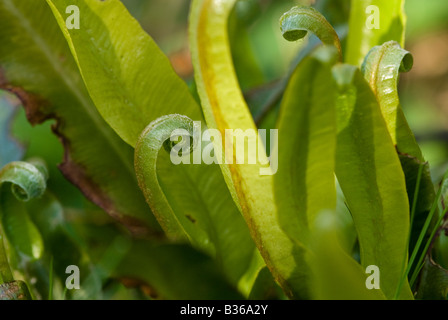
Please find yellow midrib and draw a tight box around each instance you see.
[192,0,301,296]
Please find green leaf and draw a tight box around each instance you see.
[362,41,415,155]
[362,41,437,258]
[0,0,161,235]
[279,5,342,61]
[274,8,350,298]
[416,256,448,300]
[346,0,406,66]
[0,91,24,167]
[274,46,339,299]
[190,0,304,299]
[134,114,258,289]
[310,211,386,300]
[333,64,413,299]
[0,160,46,260]
[46,0,203,147]
[276,46,338,248]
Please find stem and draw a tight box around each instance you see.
[410,205,448,286]
[409,164,425,240]
[48,255,54,300]
[394,162,424,299]
[400,170,448,293]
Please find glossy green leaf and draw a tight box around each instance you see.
[46,0,203,147]
[190,0,304,299]
[0,0,160,236]
[362,41,415,155]
[362,41,437,258]
[346,0,406,66]
[276,46,338,248]
[0,92,24,167]
[135,114,259,289]
[274,9,350,298]
[0,161,46,260]
[310,211,386,300]
[274,47,339,299]
[333,64,413,299]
